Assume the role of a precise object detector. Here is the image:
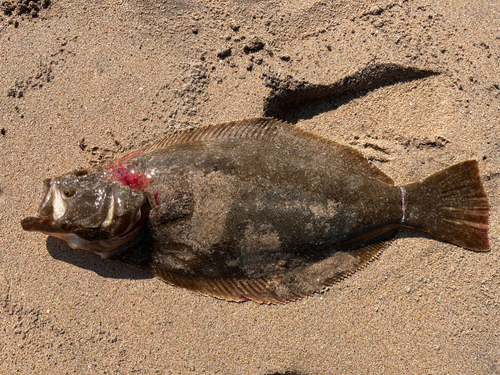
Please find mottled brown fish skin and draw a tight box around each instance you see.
[21,118,490,303]
[123,137,403,289]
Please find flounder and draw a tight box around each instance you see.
[21,118,490,303]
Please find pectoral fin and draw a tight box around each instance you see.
[149,193,194,227]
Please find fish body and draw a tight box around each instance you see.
[21,118,490,303]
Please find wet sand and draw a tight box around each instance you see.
[1,1,499,374]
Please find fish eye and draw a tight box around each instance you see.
[74,167,88,176]
[63,188,76,197]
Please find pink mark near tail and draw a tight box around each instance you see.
[400,187,407,223]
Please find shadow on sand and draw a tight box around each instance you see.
[46,236,153,280]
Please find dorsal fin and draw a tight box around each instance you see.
[128,118,280,154]
[119,117,393,184]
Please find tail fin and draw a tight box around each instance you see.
[402,160,490,251]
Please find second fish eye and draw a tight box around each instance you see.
[74,167,88,176]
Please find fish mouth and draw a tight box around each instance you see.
[21,216,60,233]
[21,178,66,233]
[21,176,150,257]
[21,202,150,258]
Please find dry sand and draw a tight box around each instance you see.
[1,0,499,374]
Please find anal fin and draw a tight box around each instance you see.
[153,270,282,303]
[152,228,399,304]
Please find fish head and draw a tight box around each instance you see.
[21,167,148,257]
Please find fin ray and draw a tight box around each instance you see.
[403,160,490,251]
[119,118,393,184]
[153,229,398,304]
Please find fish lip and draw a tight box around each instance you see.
[21,216,60,233]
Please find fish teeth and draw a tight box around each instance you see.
[52,184,67,221]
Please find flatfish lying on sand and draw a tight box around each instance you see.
[21,118,490,303]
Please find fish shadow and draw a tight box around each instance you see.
[46,236,153,280]
[262,63,440,123]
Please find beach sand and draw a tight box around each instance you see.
[1,1,499,373]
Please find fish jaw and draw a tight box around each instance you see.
[21,199,149,257]
[48,227,142,258]
[21,177,70,235]
[20,215,143,258]
[21,216,62,234]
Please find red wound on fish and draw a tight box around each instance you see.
[154,192,160,206]
[108,162,152,191]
